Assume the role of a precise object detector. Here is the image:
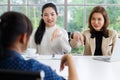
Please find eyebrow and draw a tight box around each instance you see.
[43,12,56,14]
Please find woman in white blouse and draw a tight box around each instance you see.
[30,3,71,55]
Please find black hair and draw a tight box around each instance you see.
[35,2,58,44]
[0,11,33,56]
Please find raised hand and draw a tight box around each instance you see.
[51,28,62,42]
[73,31,84,45]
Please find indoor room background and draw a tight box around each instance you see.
[0,0,120,54]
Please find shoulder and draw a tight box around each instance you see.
[108,29,117,34]
[27,59,53,71]
[55,26,68,35]
[83,30,90,34]
[58,27,67,33]
[108,29,118,37]
[82,29,91,37]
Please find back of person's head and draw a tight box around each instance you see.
[35,2,58,45]
[0,11,33,55]
[88,6,110,32]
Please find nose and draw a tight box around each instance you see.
[94,20,98,24]
[48,15,52,19]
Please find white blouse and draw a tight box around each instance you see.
[29,25,71,55]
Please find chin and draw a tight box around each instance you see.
[94,28,101,31]
[47,25,54,27]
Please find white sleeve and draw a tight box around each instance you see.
[59,29,71,53]
[28,28,37,49]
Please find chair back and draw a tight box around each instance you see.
[0,69,41,80]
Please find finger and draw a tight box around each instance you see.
[75,33,80,41]
[71,40,77,47]
[77,35,79,41]
[60,62,64,71]
[51,28,61,42]
[60,65,64,71]
[73,34,77,41]
[51,33,55,42]
[55,29,61,38]
[51,31,56,42]
[79,34,84,45]
[65,62,68,66]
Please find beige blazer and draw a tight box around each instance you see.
[83,29,118,56]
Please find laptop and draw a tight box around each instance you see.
[93,38,120,62]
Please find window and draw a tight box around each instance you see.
[0,0,120,54]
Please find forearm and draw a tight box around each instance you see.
[67,55,78,80]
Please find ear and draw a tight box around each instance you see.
[19,33,29,52]
[19,33,27,44]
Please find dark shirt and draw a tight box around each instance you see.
[92,31,103,56]
[0,49,65,80]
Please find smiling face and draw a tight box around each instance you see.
[42,7,58,27]
[91,12,105,31]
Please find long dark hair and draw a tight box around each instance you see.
[35,3,58,44]
[0,11,33,56]
[88,6,110,37]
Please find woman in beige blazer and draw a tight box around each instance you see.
[82,29,117,56]
[71,6,118,56]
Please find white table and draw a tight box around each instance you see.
[73,56,120,80]
[23,54,120,80]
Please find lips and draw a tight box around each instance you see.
[47,19,53,22]
[94,25,99,28]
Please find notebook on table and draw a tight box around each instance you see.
[93,38,120,62]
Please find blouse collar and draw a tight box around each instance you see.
[91,30,109,38]
[46,25,56,30]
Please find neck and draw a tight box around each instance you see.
[7,44,23,54]
[46,24,56,28]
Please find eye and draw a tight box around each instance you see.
[51,13,55,16]
[91,17,95,20]
[43,13,48,16]
[98,18,102,21]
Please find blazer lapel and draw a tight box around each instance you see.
[90,38,95,56]
[102,37,109,56]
